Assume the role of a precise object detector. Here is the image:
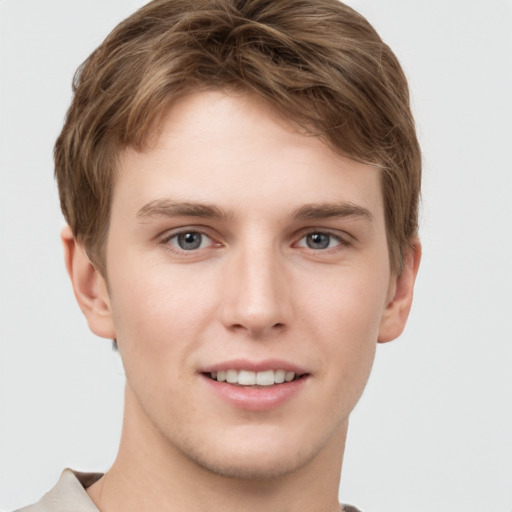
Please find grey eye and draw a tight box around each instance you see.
[173,232,206,250]
[306,233,331,249]
[296,232,342,250]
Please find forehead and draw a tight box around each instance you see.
[113,90,384,223]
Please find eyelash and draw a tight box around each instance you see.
[294,231,346,251]
[160,228,351,255]
[161,229,218,254]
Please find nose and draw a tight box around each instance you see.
[219,245,292,338]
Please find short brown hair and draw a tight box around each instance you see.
[55,0,421,275]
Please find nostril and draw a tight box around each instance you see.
[224,317,288,335]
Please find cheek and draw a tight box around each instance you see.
[111,258,211,324]
[302,264,389,337]
[320,293,379,382]
[313,291,380,419]
[298,265,388,383]
[108,276,204,417]
[108,263,216,374]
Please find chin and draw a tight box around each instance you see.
[175,428,329,482]
[187,450,309,481]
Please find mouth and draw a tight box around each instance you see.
[200,363,310,411]
[203,369,308,387]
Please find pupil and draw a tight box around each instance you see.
[307,233,329,249]
[178,232,201,250]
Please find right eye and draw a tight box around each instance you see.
[167,231,213,251]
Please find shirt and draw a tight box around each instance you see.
[14,469,362,512]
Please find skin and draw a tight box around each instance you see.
[63,90,420,512]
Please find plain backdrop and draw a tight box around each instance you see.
[1,1,511,511]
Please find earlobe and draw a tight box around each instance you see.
[61,226,116,339]
[377,239,421,343]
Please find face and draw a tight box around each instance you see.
[90,91,404,479]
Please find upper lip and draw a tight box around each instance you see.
[200,359,309,375]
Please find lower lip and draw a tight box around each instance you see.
[201,374,308,412]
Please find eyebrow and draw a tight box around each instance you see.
[136,199,232,222]
[136,199,373,223]
[291,202,374,222]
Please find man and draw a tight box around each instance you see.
[17,0,421,510]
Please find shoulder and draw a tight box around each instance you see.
[341,505,364,512]
[14,469,102,512]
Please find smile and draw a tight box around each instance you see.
[207,369,304,386]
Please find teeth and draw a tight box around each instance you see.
[209,369,299,386]
[274,369,286,384]
[256,370,274,386]
[238,370,256,385]
[226,369,238,384]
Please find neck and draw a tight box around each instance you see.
[87,386,347,512]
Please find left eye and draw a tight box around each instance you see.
[297,232,341,250]
[168,231,212,251]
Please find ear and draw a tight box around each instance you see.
[61,225,116,339]
[378,239,421,343]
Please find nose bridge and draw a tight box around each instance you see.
[221,237,290,336]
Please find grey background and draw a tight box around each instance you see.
[1,1,511,510]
